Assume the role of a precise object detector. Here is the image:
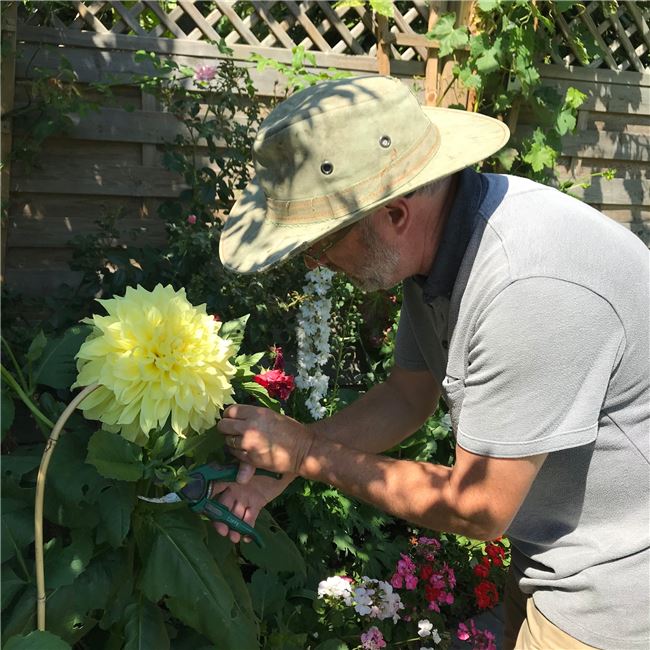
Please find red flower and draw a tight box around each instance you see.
[420,564,434,581]
[485,543,506,567]
[474,580,499,609]
[473,562,490,579]
[253,368,295,401]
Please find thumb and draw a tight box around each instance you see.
[236,462,256,484]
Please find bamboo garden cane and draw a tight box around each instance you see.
[34,383,99,631]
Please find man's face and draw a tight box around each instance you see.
[303,213,401,292]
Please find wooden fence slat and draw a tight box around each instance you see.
[252,1,296,50]
[109,0,147,36]
[626,0,650,51]
[576,5,620,70]
[151,4,187,38]
[608,8,645,72]
[70,1,107,31]
[315,1,365,55]
[73,1,110,34]
[142,0,187,38]
[213,1,262,46]
[177,0,222,41]
[568,178,650,206]
[284,1,331,52]
[187,8,222,42]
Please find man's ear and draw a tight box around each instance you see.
[383,197,412,235]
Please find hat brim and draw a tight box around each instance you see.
[219,107,509,274]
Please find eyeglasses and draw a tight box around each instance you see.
[302,223,356,266]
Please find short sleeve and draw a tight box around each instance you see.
[395,296,429,371]
[457,277,625,457]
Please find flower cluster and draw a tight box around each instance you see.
[74,284,235,445]
[194,65,217,82]
[253,347,295,400]
[457,619,497,650]
[295,267,334,419]
[472,542,505,610]
[391,537,456,613]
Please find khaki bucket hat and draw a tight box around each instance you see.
[219,74,509,274]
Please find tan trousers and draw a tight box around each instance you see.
[503,568,597,650]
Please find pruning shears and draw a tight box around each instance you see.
[138,464,282,547]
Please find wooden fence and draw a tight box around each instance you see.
[2,1,649,294]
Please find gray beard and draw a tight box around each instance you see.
[351,221,401,292]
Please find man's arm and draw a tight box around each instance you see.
[309,365,441,451]
[220,405,547,541]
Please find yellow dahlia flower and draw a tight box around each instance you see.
[73,284,235,445]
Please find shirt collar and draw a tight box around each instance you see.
[414,167,487,302]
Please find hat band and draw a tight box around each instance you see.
[265,123,440,225]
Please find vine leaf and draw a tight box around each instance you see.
[96,481,136,548]
[427,13,469,57]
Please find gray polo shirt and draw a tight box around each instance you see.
[396,168,650,649]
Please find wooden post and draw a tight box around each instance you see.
[375,13,391,75]
[1,1,17,282]
[456,0,477,111]
[424,1,445,106]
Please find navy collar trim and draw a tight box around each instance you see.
[414,167,487,302]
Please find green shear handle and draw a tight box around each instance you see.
[180,464,282,548]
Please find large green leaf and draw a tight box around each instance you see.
[86,430,145,482]
[1,566,27,611]
[426,13,469,57]
[135,506,258,649]
[45,428,109,528]
[1,446,41,481]
[96,481,136,548]
[1,497,34,563]
[44,529,94,589]
[248,568,286,618]
[4,631,71,650]
[1,585,35,644]
[32,325,91,389]
[123,599,170,650]
[241,509,306,575]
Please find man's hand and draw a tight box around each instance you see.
[210,472,294,543]
[217,404,315,477]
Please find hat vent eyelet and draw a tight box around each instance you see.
[379,135,391,148]
[320,161,334,175]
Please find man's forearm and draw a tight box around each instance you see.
[308,368,440,453]
[299,435,482,537]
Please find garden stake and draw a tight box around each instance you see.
[34,383,99,631]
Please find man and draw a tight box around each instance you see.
[215,75,649,649]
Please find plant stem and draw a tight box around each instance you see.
[1,335,28,390]
[35,383,99,631]
[0,363,55,429]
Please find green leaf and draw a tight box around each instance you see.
[86,430,145,482]
[1,497,34,563]
[1,390,15,440]
[477,0,501,11]
[240,381,282,411]
[315,640,350,650]
[123,599,170,650]
[248,568,286,618]
[135,507,258,648]
[495,147,519,171]
[1,565,27,611]
[368,0,394,17]
[96,481,136,547]
[564,86,587,110]
[427,13,469,57]
[241,509,306,575]
[25,330,47,364]
[4,631,71,650]
[32,325,91,389]
[555,110,576,136]
[523,129,556,172]
[219,315,249,354]
[44,529,94,589]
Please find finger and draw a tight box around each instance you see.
[216,418,243,435]
[236,462,256,484]
[223,404,261,420]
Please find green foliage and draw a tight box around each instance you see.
[426,2,597,185]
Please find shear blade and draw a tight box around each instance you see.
[138,493,182,504]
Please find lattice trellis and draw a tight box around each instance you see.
[552,1,650,72]
[17,1,650,71]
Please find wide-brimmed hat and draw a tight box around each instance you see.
[219,74,509,274]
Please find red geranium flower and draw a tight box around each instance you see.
[473,562,490,579]
[474,580,499,609]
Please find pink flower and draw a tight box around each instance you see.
[253,368,295,400]
[404,573,418,590]
[186,214,197,225]
[457,621,472,641]
[194,65,217,81]
[360,626,386,650]
[390,573,403,589]
[456,619,497,650]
